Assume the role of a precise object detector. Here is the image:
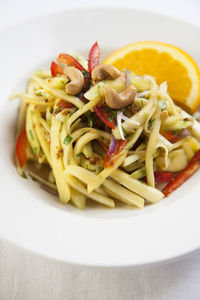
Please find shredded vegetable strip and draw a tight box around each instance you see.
[111,169,164,203]
[65,175,115,208]
[50,103,71,203]
[145,113,161,187]
[33,111,52,165]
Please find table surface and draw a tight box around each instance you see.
[1,0,200,299]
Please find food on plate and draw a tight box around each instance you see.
[11,42,200,209]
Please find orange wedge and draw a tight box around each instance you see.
[104,41,200,112]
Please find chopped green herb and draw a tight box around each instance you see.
[35,91,43,96]
[127,132,135,140]
[85,111,94,128]
[172,129,181,135]
[108,109,117,121]
[53,107,61,114]
[31,177,37,182]
[122,126,128,136]
[21,171,27,179]
[76,153,81,157]
[63,134,73,145]
[120,107,126,113]
[88,119,93,128]
[29,129,34,140]
[159,100,167,111]
[126,144,134,151]
[141,99,144,107]
[33,147,38,154]
[148,119,155,130]
[81,71,91,79]
[97,165,104,173]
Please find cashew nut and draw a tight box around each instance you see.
[64,66,84,95]
[92,64,121,82]
[105,86,136,109]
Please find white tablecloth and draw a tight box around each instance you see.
[1,0,200,299]
[0,241,200,300]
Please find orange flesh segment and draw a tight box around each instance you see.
[104,41,200,113]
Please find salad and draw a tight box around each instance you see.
[11,42,200,209]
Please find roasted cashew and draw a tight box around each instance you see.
[92,64,121,82]
[105,86,136,109]
[64,66,84,95]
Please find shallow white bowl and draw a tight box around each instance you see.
[0,8,200,267]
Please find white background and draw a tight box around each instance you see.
[1,0,200,299]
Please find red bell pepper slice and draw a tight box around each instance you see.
[94,106,115,129]
[103,139,128,168]
[154,171,172,183]
[114,139,128,155]
[16,128,29,168]
[57,53,86,71]
[51,61,63,77]
[88,42,100,73]
[163,149,200,196]
[162,131,179,143]
[57,99,74,109]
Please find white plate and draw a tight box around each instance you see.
[0,7,200,267]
